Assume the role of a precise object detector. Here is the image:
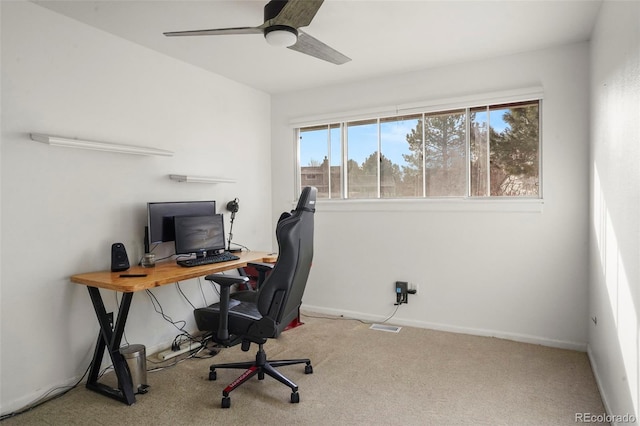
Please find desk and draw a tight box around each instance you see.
[71,251,277,405]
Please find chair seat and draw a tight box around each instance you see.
[230,290,258,303]
[195,300,262,338]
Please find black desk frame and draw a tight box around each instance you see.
[86,287,136,405]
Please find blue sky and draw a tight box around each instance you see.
[299,110,509,169]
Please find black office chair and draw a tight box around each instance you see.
[194,186,317,408]
[231,261,274,301]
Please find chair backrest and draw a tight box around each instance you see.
[256,186,316,333]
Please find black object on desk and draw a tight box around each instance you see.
[177,252,239,267]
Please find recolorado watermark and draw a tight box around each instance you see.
[575,412,637,423]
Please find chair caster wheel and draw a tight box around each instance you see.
[258,371,265,380]
[291,392,300,403]
[209,371,217,381]
[221,396,231,408]
[305,364,313,374]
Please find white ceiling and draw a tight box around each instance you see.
[32,0,603,94]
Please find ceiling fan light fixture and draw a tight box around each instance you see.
[264,26,298,47]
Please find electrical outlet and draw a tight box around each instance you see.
[395,281,408,305]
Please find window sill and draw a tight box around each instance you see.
[312,198,544,213]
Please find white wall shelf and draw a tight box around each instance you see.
[168,174,236,184]
[30,133,174,157]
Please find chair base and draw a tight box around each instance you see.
[209,343,313,408]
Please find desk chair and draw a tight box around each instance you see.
[194,186,317,408]
[231,262,273,301]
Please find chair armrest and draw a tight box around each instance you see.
[247,262,275,271]
[246,262,274,288]
[205,274,249,287]
[205,274,249,341]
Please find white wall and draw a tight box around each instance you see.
[272,42,591,349]
[0,1,272,413]
[589,0,640,421]
[9,0,637,419]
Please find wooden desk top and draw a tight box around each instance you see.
[70,251,277,292]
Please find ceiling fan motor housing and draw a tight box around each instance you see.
[263,0,299,46]
[264,0,288,21]
[264,25,298,37]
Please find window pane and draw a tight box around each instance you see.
[489,102,539,196]
[299,124,343,199]
[470,107,489,196]
[380,115,422,198]
[299,125,330,198]
[347,119,378,198]
[424,110,467,196]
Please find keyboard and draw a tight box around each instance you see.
[177,252,240,267]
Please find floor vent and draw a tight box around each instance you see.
[369,323,401,333]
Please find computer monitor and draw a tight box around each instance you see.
[147,201,216,244]
[174,214,226,258]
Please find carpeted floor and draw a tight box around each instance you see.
[2,314,608,425]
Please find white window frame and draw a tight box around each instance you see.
[292,87,544,213]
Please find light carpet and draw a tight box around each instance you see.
[2,314,607,425]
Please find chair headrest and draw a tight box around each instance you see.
[294,186,317,213]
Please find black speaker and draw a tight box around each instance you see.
[111,243,130,272]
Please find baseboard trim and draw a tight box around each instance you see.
[301,304,588,351]
[0,375,82,417]
[586,345,614,420]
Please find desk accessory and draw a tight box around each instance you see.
[141,253,155,268]
[111,243,130,272]
[226,198,242,253]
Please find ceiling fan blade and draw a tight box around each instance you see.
[164,26,263,37]
[270,0,324,28]
[288,30,351,65]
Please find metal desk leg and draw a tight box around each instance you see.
[85,287,136,405]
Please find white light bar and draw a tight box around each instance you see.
[169,175,236,184]
[30,133,174,157]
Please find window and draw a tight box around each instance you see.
[471,102,540,196]
[380,115,421,198]
[299,123,342,199]
[346,119,378,198]
[298,99,540,200]
[423,110,467,197]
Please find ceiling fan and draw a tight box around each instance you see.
[163,0,350,65]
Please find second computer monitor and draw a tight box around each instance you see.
[174,214,226,258]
